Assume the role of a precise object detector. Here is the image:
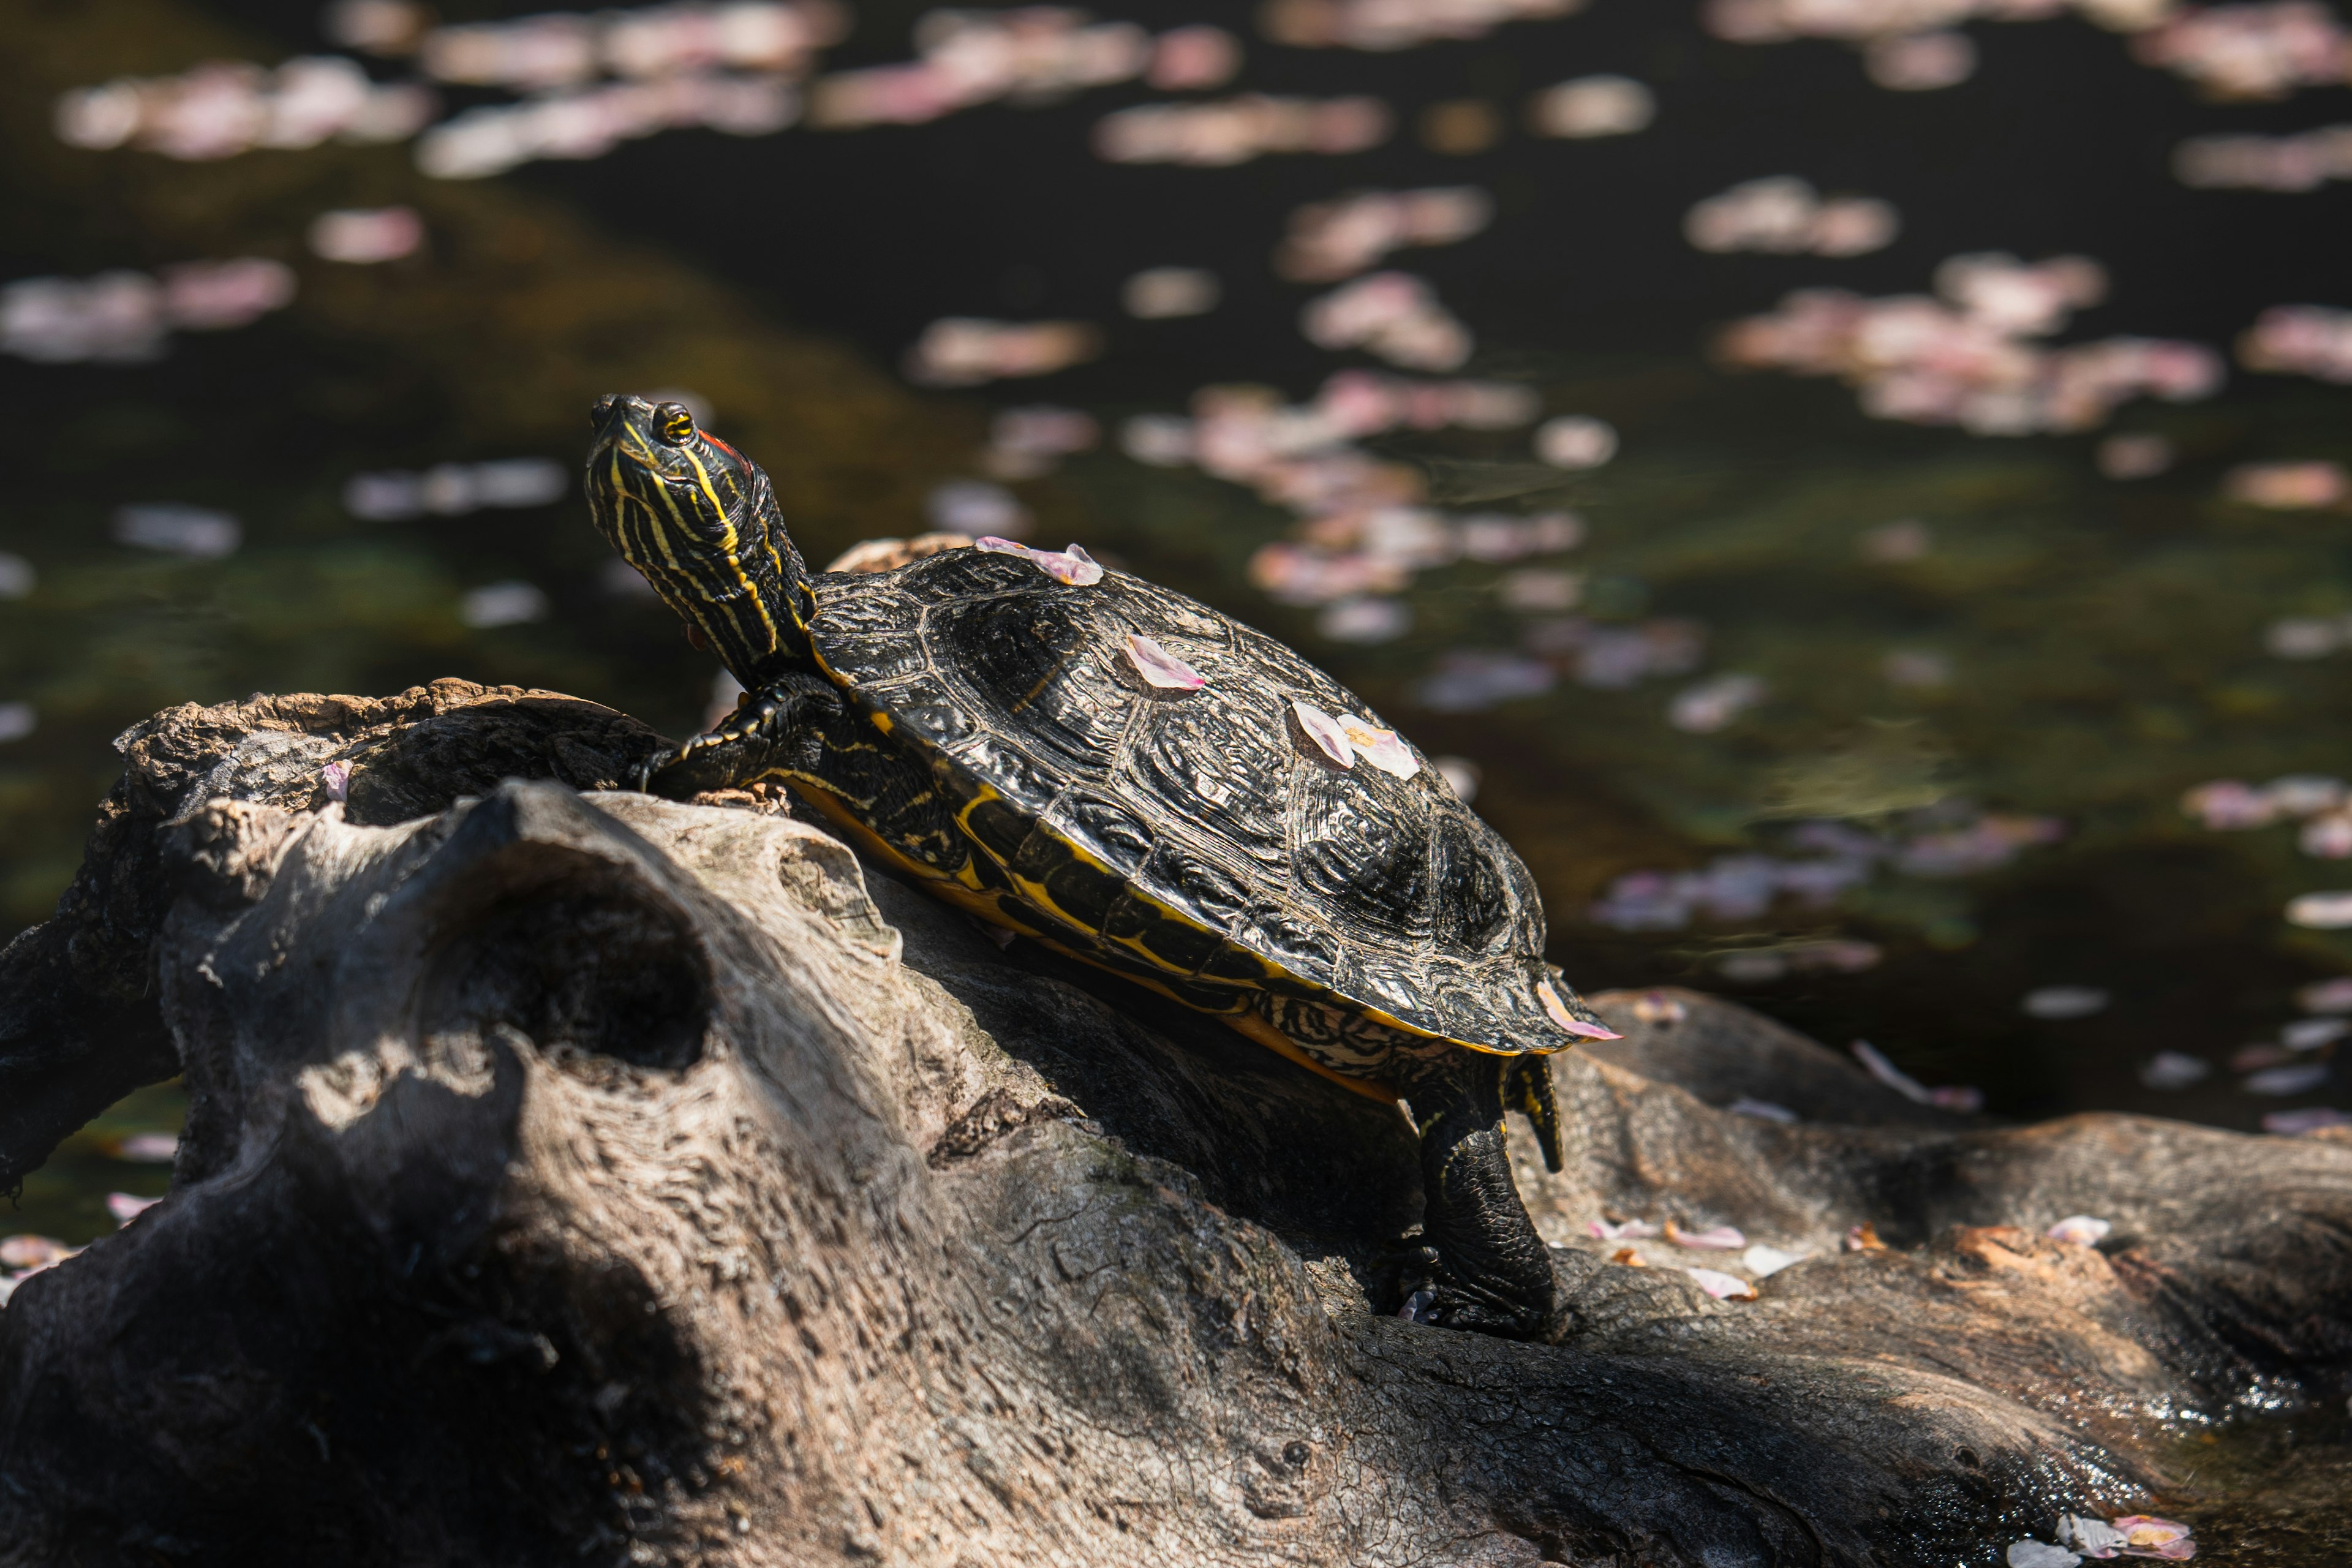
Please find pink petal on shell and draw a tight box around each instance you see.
[321,760,351,801]
[1126,634,1207,690]
[1666,1219,1748,1251]
[1292,702,1356,767]
[1338,714,1419,778]
[974,536,1105,587]
[1539,978,1621,1039]
[1686,1267,1757,1300]
[1045,543,1105,586]
[1588,1218,1661,1241]
[2046,1215,2112,1246]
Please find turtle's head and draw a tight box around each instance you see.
[586,393,815,684]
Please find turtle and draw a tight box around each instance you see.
[584,393,1619,1338]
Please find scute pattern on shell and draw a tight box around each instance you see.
[808,551,1577,1055]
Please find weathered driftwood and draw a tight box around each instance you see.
[2,682,2350,1566]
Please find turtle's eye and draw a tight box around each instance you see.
[654,402,696,446]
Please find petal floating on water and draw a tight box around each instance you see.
[1336,712,1419,777]
[2264,1106,2352,1134]
[1666,1219,1747,1250]
[2282,1016,2349,1050]
[2060,1514,2128,1558]
[2244,1061,2331,1095]
[1851,1039,1933,1103]
[2139,1051,2211,1091]
[1125,633,1207,690]
[2112,1517,2195,1559]
[2046,1215,2112,1245]
[0,1234,75,1269]
[2297,976,2352,1013]
[2022,984,2109,1019]
[2007,1543,2082,1568]
[107,1132,179,1163]
[1291,701,1355,767]
[1686,1267,1757,1300]
[106,1192,160,1226]
[2287,890,2352,929]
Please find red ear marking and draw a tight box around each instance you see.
[704,434,741,459]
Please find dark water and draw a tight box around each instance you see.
[2162,1405,2352,1560]
[6,0,2352,1265]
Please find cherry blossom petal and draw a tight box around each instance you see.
[2007,1542,2082,1568]
[108,1133,179,1163]
[1291,701,1355,767]
[1588,1218,1660,1241]
[974,536,1106,586]
[1743,1243,1809,1277]
[1336,712,1419,777]
[1539,978,1621,1039]
[1666,1219,1747,1250]
[1052,543,1106,585]
[2061,1515,2128,1558]
[2114,1518,2193,1556]
[2046,1215,2112,1246]
[1125,633,1206,690]
[1686,1267,1757,1300]
[0,1235,75,1269]
[107,1193,160,1226]
[1844,1223,1887,1251]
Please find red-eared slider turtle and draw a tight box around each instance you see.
[585,393,1618,1337]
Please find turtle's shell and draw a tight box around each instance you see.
[804,547,1580,1058]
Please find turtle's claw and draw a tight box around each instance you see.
[1378,1237,1551,1336]
[639,674,843,799]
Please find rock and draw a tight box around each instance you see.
[823,533,976,575]
[0,680,666,1196]
[1,689,2350,1565]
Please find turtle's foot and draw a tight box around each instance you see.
[1385,1051,1561,1340]
[639,674,842,798]
[1381,1240,1552,1335]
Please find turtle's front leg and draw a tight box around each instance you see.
[640,672,844,797]
[1389,1052,1560,1338]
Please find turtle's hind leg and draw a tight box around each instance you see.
[642,672,844,796]
[1391,1051,1559,1339]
